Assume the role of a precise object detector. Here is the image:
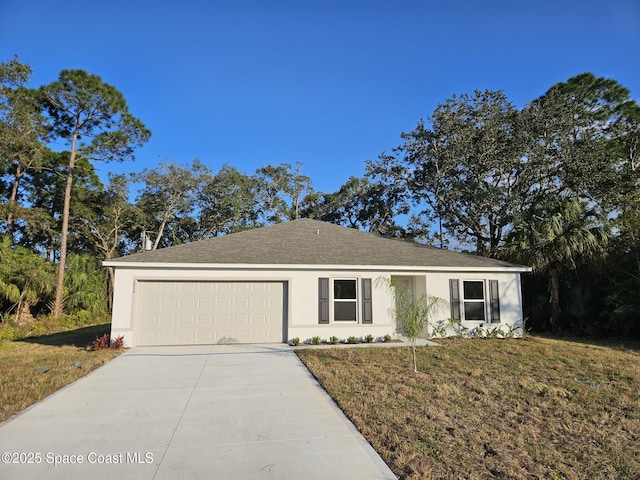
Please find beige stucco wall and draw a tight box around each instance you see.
[109,266,525,346]
[424,271,525,336]
[110,267,397,346]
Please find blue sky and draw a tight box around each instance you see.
[1,0,639,194]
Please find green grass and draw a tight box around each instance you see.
[0,322,121,423]
[297,336,640,480]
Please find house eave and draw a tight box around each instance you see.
[102,261,532,273]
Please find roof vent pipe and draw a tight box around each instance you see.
[141,231,154,251]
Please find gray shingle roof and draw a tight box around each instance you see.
[106,219,528,270]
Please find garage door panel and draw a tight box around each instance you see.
[179,283,197,293]
[198,298,214,308]
[179,315,195,325]
[155,283,175,294]
[235,297,250,308]
[252,297,268,308]
[194,332,213,342]
[135,281,284,345]
[216,298,232,308]
[159,298,177,308]
[139,315,158,328]
[158,314,177,326]
[216,283,233,293]
[214,314,231,324]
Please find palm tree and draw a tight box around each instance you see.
[63,253,108,319]
[385,277,447,373]
[506,197,608,332]
[0,236,54,324]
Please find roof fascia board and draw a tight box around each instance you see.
[102,261,532,273]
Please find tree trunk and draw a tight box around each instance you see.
[631,230,640,283]
[52,133,79,317]
[15,299,35,326]
[476,237,487,257]
[153,213,170,250]
[549,266,561,333]
[5,163,24,236]
[412,341,417,373]
[106,266,115,311]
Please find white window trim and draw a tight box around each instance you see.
[332,277,359,323]
[461,279,487,323]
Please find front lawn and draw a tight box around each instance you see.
[297,336,640,480]
[0,324,121,423]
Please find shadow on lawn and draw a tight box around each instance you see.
[20,324,110,348]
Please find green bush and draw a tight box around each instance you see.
[0,325,18,343]
[364,334,374,343]
[0,236,55,321]
[347,336,359,344]
[74,310,95,325]
[311,336,321,345]
[64,254,109,317]
[329,336,339,344]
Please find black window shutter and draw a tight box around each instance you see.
[489,279,501,323]
[362,278,373,324]
[318,278,330,324]
[449,279,461,324]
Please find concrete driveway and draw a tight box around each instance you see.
[0,344,396,479]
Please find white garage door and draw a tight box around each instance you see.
[135,281,285,345]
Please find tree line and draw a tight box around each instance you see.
[1,55,638,337]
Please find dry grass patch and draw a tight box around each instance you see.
[0,324,121,423]
[297,336,640,480]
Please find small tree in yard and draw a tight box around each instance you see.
[387,278,447,373]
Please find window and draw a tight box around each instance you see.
[318,277,372,324]
[450,279,500,325]
[334,279,357,321]
[462,281,485,321]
